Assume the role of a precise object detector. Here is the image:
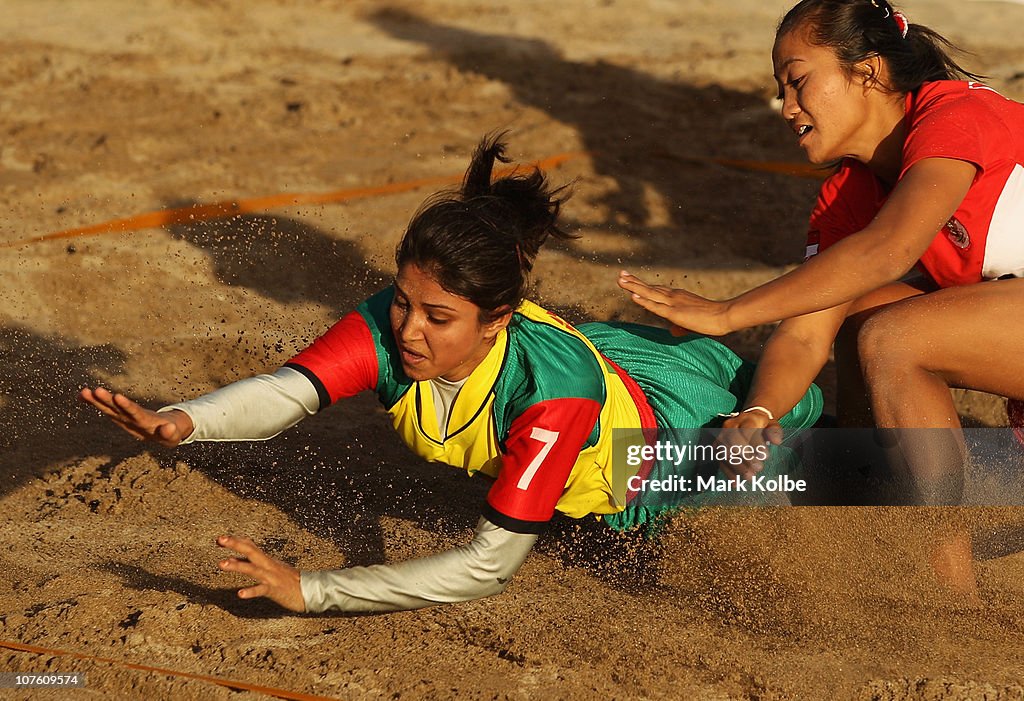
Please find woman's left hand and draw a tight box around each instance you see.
[216,535,305,612]
[617,271,734,337]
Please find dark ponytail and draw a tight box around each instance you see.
[778,0,983,93]
[396,133,574,320]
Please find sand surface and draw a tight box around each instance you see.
[2,1,1024,698]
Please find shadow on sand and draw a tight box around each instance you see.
[367,8,824,271]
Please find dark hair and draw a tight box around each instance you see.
[777,0,983,94]
[396,133,574,321]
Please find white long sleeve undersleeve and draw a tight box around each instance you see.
[161,369,536,613]
[300,516,538,613]
[160,366,320,443]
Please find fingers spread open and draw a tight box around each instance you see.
[218,534,257,555]
[215,535,305,612]
[80,387,121,417]
[216,535,274,569]
[219,555,258,576]
[238,584,268,600]
[112,392,146,420]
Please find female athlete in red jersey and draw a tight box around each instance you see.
[619,0,1024,591]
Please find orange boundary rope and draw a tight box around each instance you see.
[1,151,822,251]
[0,152,582,251]
[694,156,827,179]
[0,638,339,701]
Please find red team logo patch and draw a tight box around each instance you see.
[944,216,971,249]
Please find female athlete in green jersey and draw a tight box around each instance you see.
[81,135,822,614]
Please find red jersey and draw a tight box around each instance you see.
[806,81,1024,287]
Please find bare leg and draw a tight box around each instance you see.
[858,278,1024,427]
[834,280,931,428]
[929,529,977,599]
[854,278,1024,594]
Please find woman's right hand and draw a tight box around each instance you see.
[78,387,194,447]
[718,410,783,481]
[617,271,736,337]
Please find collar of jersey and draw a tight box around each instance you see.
[414,327,509,444]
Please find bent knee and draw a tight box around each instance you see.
[856,310,925,377]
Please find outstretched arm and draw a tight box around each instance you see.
[80,306,381,445]
[80,366,321,445]
[214,394,601,614]
[159,367,320,443]
[620,158,976,334]
[217,517,538,614]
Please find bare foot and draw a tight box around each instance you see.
[930,531,981,606]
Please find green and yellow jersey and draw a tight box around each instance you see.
[286,288,823,533]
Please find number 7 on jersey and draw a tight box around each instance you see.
[516,427,559,490]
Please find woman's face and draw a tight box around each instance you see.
[389,263,510,382]
[772,26,874,164]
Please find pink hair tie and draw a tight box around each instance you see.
[893,10,909,39]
